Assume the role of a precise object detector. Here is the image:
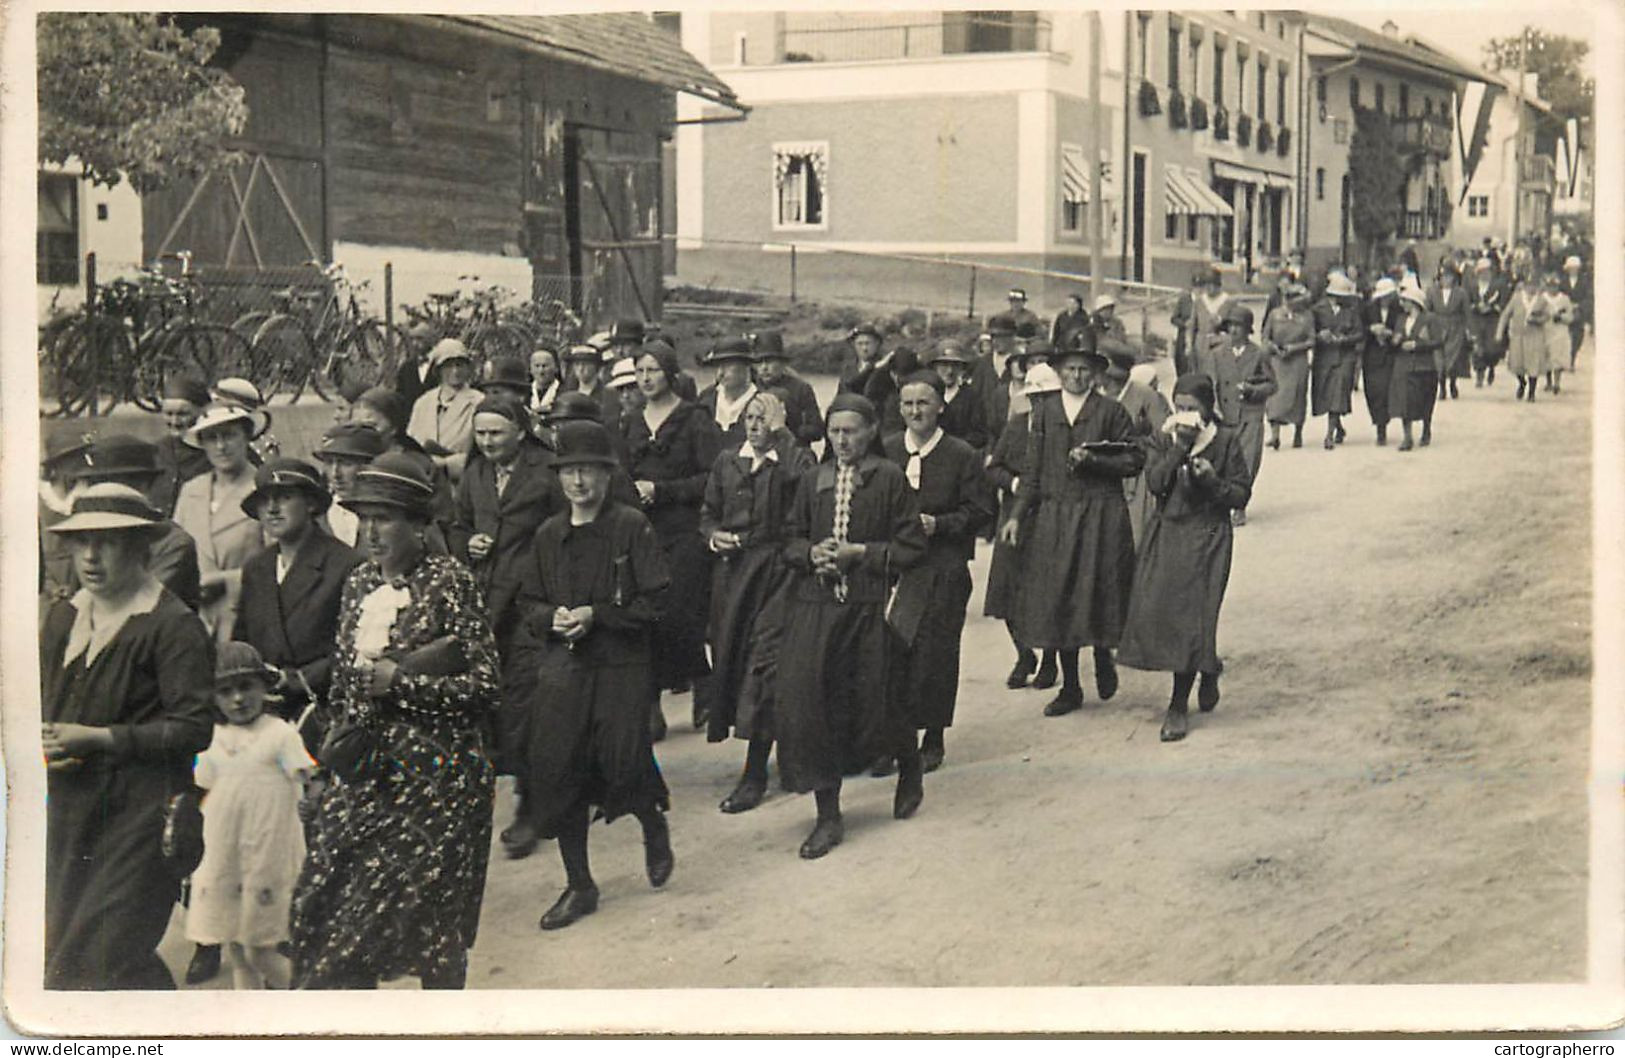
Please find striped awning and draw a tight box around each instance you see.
[1062,146,1090,203]
[1167,169,1234,218]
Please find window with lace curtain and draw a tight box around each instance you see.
[773,142,828,230]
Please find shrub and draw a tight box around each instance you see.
[1190,96,1210,131]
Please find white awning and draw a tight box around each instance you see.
[1175,170,1235,217]
[1212,159,1291,190]
[1164,169,1197,215]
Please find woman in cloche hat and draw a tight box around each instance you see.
[175,402,268,646]
[42,483,216,989]
[288,452,500,990]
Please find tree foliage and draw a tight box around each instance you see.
[1482,29,1594,124]
[38,13,248,193]
[1348,107,1404,265]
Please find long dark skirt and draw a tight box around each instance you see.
[705,545,791,743]
[1234,416,1265,485]
[1311,350,1354,416]
[652,531,712,689]
[1011,492,1135,651]
[524,647,669,838]
[1362,351,1394,424]
[983,522,1025,620]
[896,564,973,730]
[1388,356,1438,422]
[492,624,540,777]
[1468,316,1504,369]
[1265,353,1309,426]
[291,720,494,987]
[46,769,180,990]
[1117,513,1234,675]
[776,596,911,793]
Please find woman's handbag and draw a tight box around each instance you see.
[317,719,378,782]
[161,786,206,879]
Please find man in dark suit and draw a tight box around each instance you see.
[927,341,990,452]
[394,321,442,408]
[968,313,1019,449]
[152,372,212,518]
[233,458,362,748]
[751,330,825,447]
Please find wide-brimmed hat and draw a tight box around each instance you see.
[753,331,790,360]
[314,421,389,463]
[340,452,437,518]
[552,420,620,467]
[48,482,165,535]
[428,338,473,370]
[1100,339,1138,379]
[927,341,972,367]
[563,343,602,364]
[183,402,268,449]
[1370,276,1399,300]
[1326,272,1358,298]
[1023,363,1062,396]
[1563,255,1582,271]
[65,433,159,482]
[547,391,606,423]
[42,431,94,475]
[479,357,531,393]
[1093,294,1118,312]
[703,337,755,366]
[210,377,266,411]
[607,358,639,390]
[609,319,647,344]
[161,372,210,408]
[1399,284,1428,308]
[242,457,332,519]
[987,314,1017,337]
[215,641,281,687]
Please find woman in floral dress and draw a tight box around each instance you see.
[289,452,500,990]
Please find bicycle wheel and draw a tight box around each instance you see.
[48,315,131,417]
[313,321,392,400]
[159,322,256,388]
[249,314,316,403]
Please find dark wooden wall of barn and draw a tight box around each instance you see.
[144,14,678,324]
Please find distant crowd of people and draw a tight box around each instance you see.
[38,243,1590,992]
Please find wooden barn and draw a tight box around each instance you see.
[141,13,741,326]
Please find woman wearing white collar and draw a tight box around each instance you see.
[1118,374,1252,743]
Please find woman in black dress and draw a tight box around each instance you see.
[41,483,216,989]
[289,453,500,990]
[882,372,995,772]
[518,420,675,930]
[1117,375,1253,742]
[701,390,816,812]
[623,344,724,729]
[776,393,927,859]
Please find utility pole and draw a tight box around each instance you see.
[1510,26,1526,246]
[1089,10,1105,304]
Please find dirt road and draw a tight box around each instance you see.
[158,353,1593,991]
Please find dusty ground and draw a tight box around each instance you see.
[138,349,1591,990]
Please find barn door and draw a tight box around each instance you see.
[569,127,663,329]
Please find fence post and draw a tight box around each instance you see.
[84,251,97,314]
[84,252,99,417]
[384,262,395,362]
[967,265,977,319]
[1140,302,1150,354]
[790,244,797,304]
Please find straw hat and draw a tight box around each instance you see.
[607,358,639,390]
[1023,363,1062,396]
[183,402,268,448]
[48,482,165,535]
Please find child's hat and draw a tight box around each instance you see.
[215,641,281,686]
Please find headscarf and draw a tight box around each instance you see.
[826,391,878,425]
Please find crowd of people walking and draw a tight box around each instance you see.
[38,238,1589,992]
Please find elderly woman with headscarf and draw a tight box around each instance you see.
[1119,374,1253,743]
[776,392,927,858]
[1310,272,1364,449]
[174,402,270,647]
[1262,283,1315,451]
[700,389,816,812]
[623,341,724,729]
[449,392,566,858]
[290,453,499,990]
[41,483,216,989]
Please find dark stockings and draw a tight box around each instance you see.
[1059,650,1082,693]
[558,803,594,892]
[1170,671,1196,712]
[814,785,842,822]
[741,737,772,785]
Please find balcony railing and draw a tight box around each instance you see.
[1392,115,1453,158]
[1402,210,1446,240]
[1520,154,1556,190]
[775,13,1052,64]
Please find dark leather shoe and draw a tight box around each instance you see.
[1005,652,1037,688]
[799,817,844,859]
[893,772,924,820]
[644,821,675,889]
[1198,673,1220,713]
[869,756,896,778]
[500,817,540,860]
[1419,429,1431,447]
[1094,653,1118,701]
[1032,655,1058,690]
[920,742,945,774]
[1160,708,1189,742]
[185,944,221,985]
[1043,689,1083,717]
[540,887,599,930]
[1323,436,1336,450]
[1397,438,1414,452]
[719,778,766,814]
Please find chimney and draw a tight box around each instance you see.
[1381,20,1399,38]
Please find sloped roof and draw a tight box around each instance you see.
[435,13,742,110]
[1305,14,1488,85]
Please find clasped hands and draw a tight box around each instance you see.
[41,722,112,770]
[552,605,595,643]
[810,538,865,576]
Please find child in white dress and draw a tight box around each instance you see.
[185,642,314,989]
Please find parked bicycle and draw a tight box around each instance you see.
[238,260,407,403]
